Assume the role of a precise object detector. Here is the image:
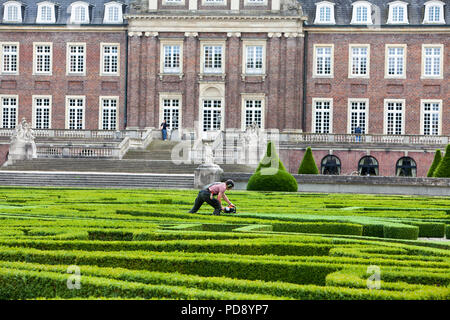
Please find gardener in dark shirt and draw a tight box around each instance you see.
[188,180,235,215]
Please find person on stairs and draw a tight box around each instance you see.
[160,119,168,141]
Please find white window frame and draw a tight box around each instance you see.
[36,1,56,24]
[66,43,86,76]
[423,1,445,24]
[420,99,442,136]
[387,1,409,24]
[160,40,183,75]
[65,96,86,130]
[202,0,227,5]
[385,44,407,79]
[348,44,370,78]
[312,98,333,134]
[351,1,373,24]
[314,1,336,24]
[99,96,119,130]
[242,40,266,76]
[313,44,334,78]
[162,0,185,5]
[100,43,120,76]
[159,93,182,131]
[383,99,405,135]
[347,98,369,134]
[3,1,22,23]
[0,95,18,129]
[200,41,225,75]
[241,94,265,131]
[0,42,19,75]
[32,95,52,129]
[69,1,90,24]
[103,2,123,24]
[33,42,53,76]
[421,44,443,79]
[244,0,267,6]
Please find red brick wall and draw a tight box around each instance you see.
[0,30,127,130]
[0,144,8,166]
[127,32,304,131]
[280,147,438,177]
[305,32,449,135]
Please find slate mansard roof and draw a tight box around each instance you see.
[0,0,129,25]
[300,0,449,26]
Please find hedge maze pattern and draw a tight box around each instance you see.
[0,188,449,300]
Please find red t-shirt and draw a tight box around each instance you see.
[208,183,227,195]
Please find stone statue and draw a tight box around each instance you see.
[282,0,303,15]
[5,118,37,166]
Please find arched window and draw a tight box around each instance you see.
[104,2,123,24]
[351,1,373,25]
[314,1,336,24]
[70,2,90,24]
[37,2,56,23]
[321,155,341,175]
[358,156,379,176]
[396,157,417,177]
[3,1,22,23]
[387,1,409,24]
[423,1,445,24]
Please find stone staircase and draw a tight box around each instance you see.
[0,171,194,189]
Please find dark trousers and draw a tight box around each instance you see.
[189,190,221,215]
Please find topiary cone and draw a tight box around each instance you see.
[427,149,442,177]
[298,147,319,174]
[433,144,450,178]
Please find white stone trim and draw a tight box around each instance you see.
[65,95,86,130]
[312,44,334,78]
[103,1,124,24]
[36,1,56,24]
[420,99,442,135]
[33,42,53,76]
[312,98,333,134]
[240,93,266,131]
[100,43,120,76]
[384,44,407,79]
[314,1,336,25]
[66,42,86,76]
[0,42,19,75]
[387,1,409,24]
[423,0,446,24]
[347,98,369,134]
[3,1,22,23]
[242,39,266,76]
[160,39,184,75]
[350,1,373,25]
[421,44,444,79]
[383,99,405,135]
[0,94,18,129]
[348,43,370,79]
[159,92,183,131]
[200,40,226,75]
[98,96,120,130]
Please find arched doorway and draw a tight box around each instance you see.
[358,156,379,176]
[321,155,341,175]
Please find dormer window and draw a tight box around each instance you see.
[70,2,90,24]
[3,1,22,23]
[314,1,336,24]
[36,2,56,24]
[423,1,445,24]
[104,2,123,24]
[387,1,409,24]
[351,1,373,25]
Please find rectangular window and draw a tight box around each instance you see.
[314,45,333,77]
[100,98,118,130]
[203,45,223,73]
[102,44,119,75]
[349,45,369,77]
[421,100,441,136]
[244,100,263,129]
[33,97,51,129]
[245,46,263,74]
[356,6,368,22]
[162,98,180,130]
[422,45,443,78]
[202,99,222,131]
[386,45,406,78]
[163,45,181,73]
[348,100,368,134]
[67,97,85,130]
[67,44,85,75]
[0,96,18,129]
[34,43,52,75]
[313,99,332,133]
[1,44,18,74]
[385,100,404,135]
[320,6,331,22]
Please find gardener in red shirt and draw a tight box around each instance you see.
[188,180,235,215]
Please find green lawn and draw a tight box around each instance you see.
[0,187,449,300]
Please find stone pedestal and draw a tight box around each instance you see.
[194,163,224,189]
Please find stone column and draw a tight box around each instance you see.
[284,33,300,130]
